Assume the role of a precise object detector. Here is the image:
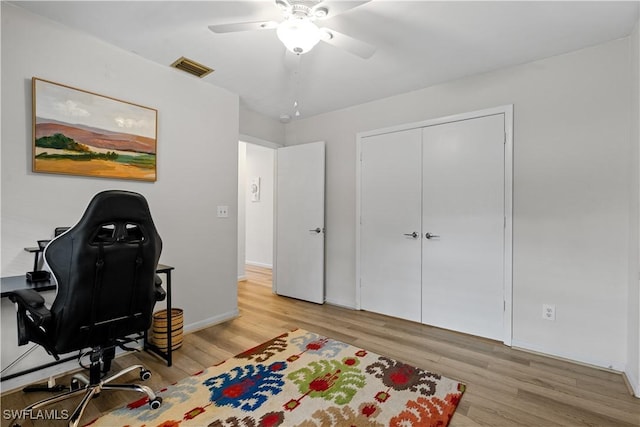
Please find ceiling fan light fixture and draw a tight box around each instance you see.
[277,17,321,55]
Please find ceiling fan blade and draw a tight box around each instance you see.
[208,21,278,34]
[320,28,376,59]
[312,0,371,20]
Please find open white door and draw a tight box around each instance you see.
[274,141,325,304]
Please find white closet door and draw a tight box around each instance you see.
[421,114,505,340]
[360,129,422,322]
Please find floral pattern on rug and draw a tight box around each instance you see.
[85,329,465,427]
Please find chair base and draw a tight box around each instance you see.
[9,364,162,427]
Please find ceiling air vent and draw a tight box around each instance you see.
[170,56,214,78]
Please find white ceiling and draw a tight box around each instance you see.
[11,1,640,122]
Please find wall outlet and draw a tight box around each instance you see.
[217,205,229,218]
[542,304,556,321]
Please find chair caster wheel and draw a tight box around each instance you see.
[140,369,152,381]
[149,396,162,409]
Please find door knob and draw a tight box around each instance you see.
[309,227,322,234]
[425,232,440,239]
[403,232,419,238]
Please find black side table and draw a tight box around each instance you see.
[144,264,175,366]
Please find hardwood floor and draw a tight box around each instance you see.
[2,265,639,426]
[244,263,273,287]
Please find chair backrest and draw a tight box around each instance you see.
[44,190,162,354]
[54,227,70,237]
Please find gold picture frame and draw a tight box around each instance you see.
[32,78,158,182]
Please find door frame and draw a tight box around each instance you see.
[239,134,281,292]
[355,105,514,345]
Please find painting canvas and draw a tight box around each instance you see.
[32,78,157,181]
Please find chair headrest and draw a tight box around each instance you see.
[76,190,158,245]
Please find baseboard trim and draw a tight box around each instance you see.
[623,365,640,398]
[245,261,273,269]
[324,298,356,310]
[183,309,239,334]
[511,339,625,373]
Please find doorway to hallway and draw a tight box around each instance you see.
[238,141,276,281]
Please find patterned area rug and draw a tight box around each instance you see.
[87,329,465,426]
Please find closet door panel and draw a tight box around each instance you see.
[360,129,422,322]
[421,114,505,340]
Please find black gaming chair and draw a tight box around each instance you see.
[8,190,164,427]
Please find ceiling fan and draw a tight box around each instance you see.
[208,0,376,58]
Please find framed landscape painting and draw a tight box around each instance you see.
[32,78,157,181]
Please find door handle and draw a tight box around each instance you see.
[425,232,440,239]
[309,227,322,234]
[403,232,419,238]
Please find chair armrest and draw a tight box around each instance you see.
[154,274,166,302]
[8,289,52,327]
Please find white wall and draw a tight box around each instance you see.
[1,2,240,373]
[244,143,274,268]
[629,17,640,397]
[285,38,633,371]
[240,107,285,144]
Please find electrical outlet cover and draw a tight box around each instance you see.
[217,205,229,218]
[542,304,556,321]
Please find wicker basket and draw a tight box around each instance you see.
[151,308,183,352]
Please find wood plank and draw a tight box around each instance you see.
[1,265,638,427]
